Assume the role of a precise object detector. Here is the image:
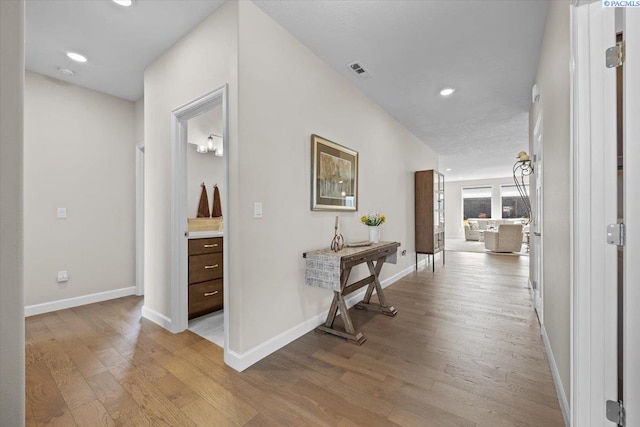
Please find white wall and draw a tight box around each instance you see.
[0,0,25,423]
[186,146,224,218]
[143,1,239,338]
[134,97,144,144]
[445,177,517,238]
[236,1,438,352]
[186,107,224,218]
[24,71,136,307]
[531,0,571,402]
[143,0,438,359]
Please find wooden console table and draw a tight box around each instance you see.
[303,241,400,344]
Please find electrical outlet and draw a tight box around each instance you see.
[57,207,67,219]
[57,271,69,283]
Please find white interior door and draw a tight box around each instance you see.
[623,8,640,425]
[532,112,543,322]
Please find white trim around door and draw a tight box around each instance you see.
[136,143,144,296]
[571,3,618,425]
[168,85,229,356]
[532,111,544,324]
[623,8,640,424]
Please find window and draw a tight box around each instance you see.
[462,186,492,219]
[501,185,530,219]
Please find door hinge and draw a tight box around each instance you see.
[606,41,625,68]
[606,400,625,426]
[607,223,625,246]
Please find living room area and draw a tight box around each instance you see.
[444,176,531,257]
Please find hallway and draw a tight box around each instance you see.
[25,251,563,426]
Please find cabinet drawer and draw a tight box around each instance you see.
[189,280,223,319]
[189,253,223,284]
[188,237,223,256]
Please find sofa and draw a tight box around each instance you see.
[484,224,524,253]
[464,218,526,241]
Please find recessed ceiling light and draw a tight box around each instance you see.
[66,52,88,63]
[440,87,456,97]
[445,168,452,172]
[57,67,75,77]
[113,0,133,6]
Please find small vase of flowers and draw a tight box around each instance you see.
[361,211,386,243]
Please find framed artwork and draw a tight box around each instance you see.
[311,134,358,211]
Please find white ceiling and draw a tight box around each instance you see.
[25,0,547,181]
[25,0,224,101]
[254,1,548,181]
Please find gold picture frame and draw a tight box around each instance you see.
[311,134,358,211]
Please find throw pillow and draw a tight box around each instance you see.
[468,221,479,230]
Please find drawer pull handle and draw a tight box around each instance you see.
[204,291,219,297]
[204,264,219,269]
[203,244,218,248]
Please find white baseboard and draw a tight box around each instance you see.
[25,286,136,317]
[141,305,172,330]
[541,325,570,426]
[224,261,421,372]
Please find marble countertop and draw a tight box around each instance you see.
[188,230,224,239]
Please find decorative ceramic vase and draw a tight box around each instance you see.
[368,226,380,243]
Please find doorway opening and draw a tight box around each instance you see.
[616,28,624,408]
[532,112,543,323]
[184,106,225,348]
[169,86,229,354]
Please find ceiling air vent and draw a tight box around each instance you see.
[347,61,372,78]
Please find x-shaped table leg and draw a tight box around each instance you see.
[315,266,366,344]
[354,255,398,316]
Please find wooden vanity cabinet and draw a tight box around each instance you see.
[188,237,223,319]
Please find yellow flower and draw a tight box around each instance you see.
[360,216,367,224]
[380,215,386,223]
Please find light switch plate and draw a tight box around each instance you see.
[57,271,69,282]
[253,202,263,219]
[57,207,67,219]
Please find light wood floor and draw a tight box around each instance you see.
[25,251,564,426]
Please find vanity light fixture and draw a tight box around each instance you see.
[207,134,223,157]
[195,134,223,156]
[66,52,88,63]
[439,87,455,97]
[113,0,133,6]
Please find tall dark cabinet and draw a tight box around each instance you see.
[415,169,445,272]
